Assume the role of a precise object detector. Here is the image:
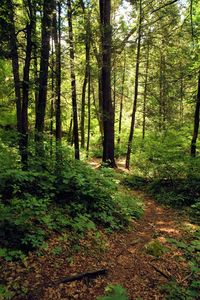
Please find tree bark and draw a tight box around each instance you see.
[8,0,22,133]
[35,0,54,146]
[21,18,33,169]
[100,0,116,167]
[80,1,90,149]
[118,50,126,144]
[86,61,91,159]
[54,1,62,142]
[191,70,200,157]
[125,0,142,169]
[142,41,150,140]
[67,0,80,160]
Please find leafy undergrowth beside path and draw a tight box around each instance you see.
[1,184,199,300]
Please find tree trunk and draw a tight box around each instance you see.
[191,70,200,157]
[21,17,33,169]
[50,38,55,158]
[100,0,116,167]
[67,0,80,160]
[8,0,22,133]
[125,0,142,169]
[86,62,91,159]
[33,3,38,121]
[142,41,150,140]
[80,0,90,149]
[53,1,62,142]
[118,50,126,144]
[35,0,54,152]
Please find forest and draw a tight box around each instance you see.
[0,0,200,299]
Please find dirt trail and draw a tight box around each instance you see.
[36,192,187,300]
[1,162,191,300]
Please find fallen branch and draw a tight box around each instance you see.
[149,263,171,280]
[57,269,108,284]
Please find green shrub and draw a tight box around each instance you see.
[0,170,55,201]
[97,284,129,300]
[190,201,200,224]
[144,239,168,257]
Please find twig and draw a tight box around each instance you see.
[56,269,108,284]
[178,272,193,284]
[149,262,171,279]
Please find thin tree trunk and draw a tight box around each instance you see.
[92,85,102,136]
[86,62,91,158]
[125,0,142,169]
[35,0,54,156]
[33,3,38,120]
[100,0,116,167]
[80,0,90,149]
[54,1,62,142]
[159,53,163,131]
[21,16,33,169]
[118,50,126,144]
[142,41,150,140]
[50,38,55,158]
[80,68,87,149]
[180,67,184,124]
[191,70,200,157]
[8,0,22,133]
[67,0,80,160]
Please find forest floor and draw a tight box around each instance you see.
[1,160,197,300]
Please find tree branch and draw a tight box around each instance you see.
[151,0,179,14]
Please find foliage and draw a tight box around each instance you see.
[0,285,14,300]
[189,201,200,225]
[163,230,200,300]
[125,131,200,215]
[144,239,168,257]
[0,157,144,258]
[161,281,199,300]
[97,284,129,300]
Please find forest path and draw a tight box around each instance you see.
[2,161,192,300]
[38,188,189,300]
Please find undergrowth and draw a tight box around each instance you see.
[0,157,143,261]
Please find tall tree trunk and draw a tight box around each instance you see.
[80,0,90,149]
[191,70,200,157]
[54,1,62,142]
[8,0,22,133]
[100,0,116,167]
[67,0,80,160]
[142,41,150,140]
[159,54,163,131]
[180,66,184,124]
[21,18,33,169]
[92,85,102,136]
[35,0,54,156]
[125,0,142,169]
[33,2,38,120]
[53,0,62,168]
[86,61,91,159]
[118,50,126,144]
[50,38,55,158]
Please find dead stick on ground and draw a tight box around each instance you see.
[56,269,108,284]
[149,263,171,280]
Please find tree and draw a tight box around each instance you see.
[8,0,22,133]
[67,0,80,160]
[125,0,142,169]
[99,0,116,167]
[35,0,54,157]
[191,70,200,157]
[21,0,34,169]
